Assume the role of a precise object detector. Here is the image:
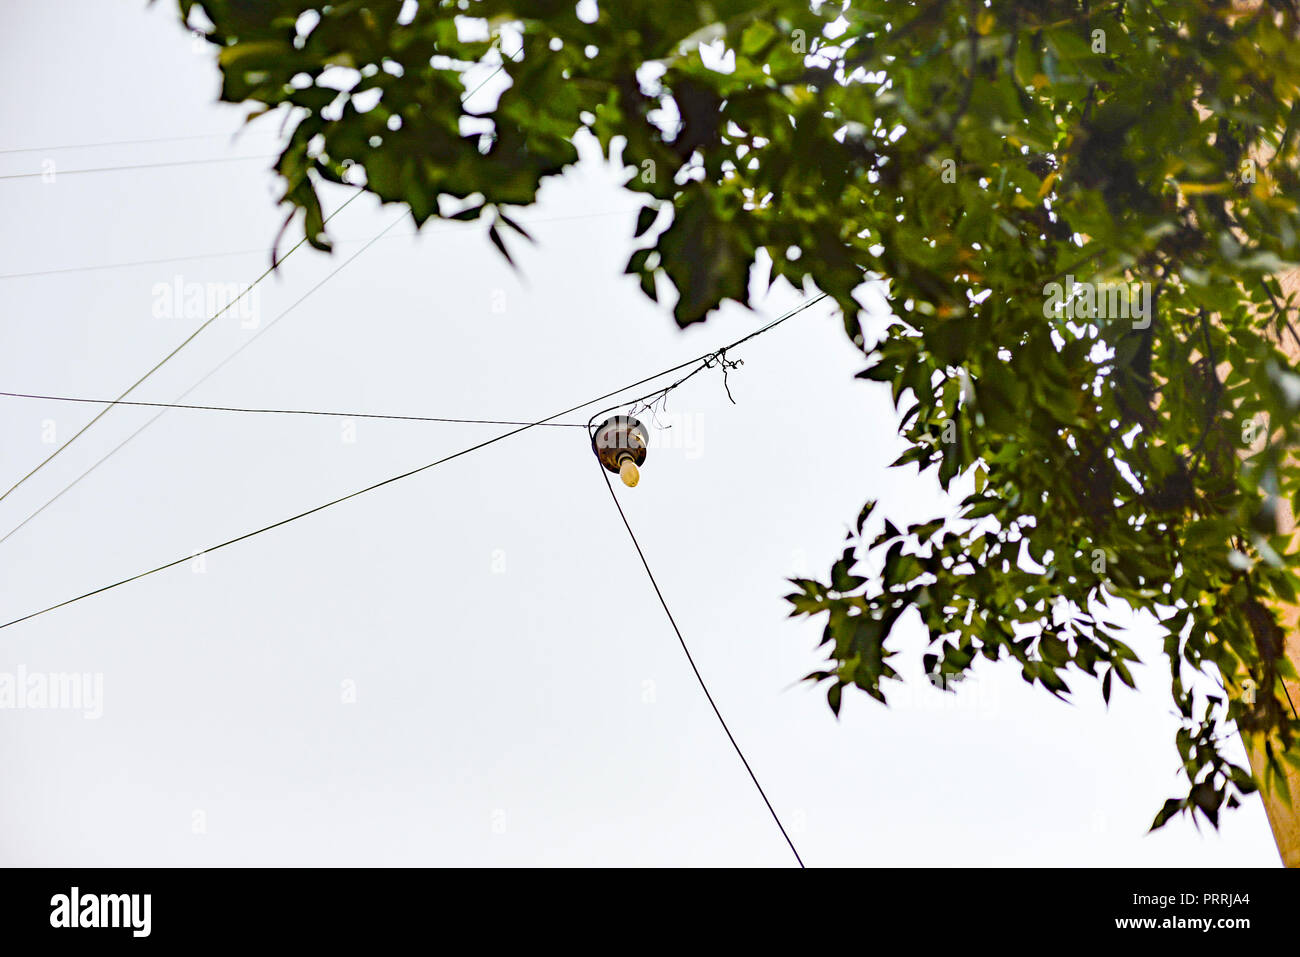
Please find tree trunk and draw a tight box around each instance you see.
[1242,268,1300,866]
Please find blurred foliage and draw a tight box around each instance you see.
[179,0,1300,829]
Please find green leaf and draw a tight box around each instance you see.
[633,205,658,238]
[487,224,515,267]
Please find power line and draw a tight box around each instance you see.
[584,293,829,432]
[0,35,528,506]
[0,206,637,281]
[0,232,416,281]
[0,50,554,537]
[0,153,277,181]
[463,62,510,103]
[0,34,514,160]
[0,367,692,630]
[0,130,278,156]
[0,296,826,630]
[0,188,365,506]
[1,202,648,543]
[592,459,807,868]
[0,49,507,176]
[0,69,492,180]
[0,31,523,500]
[575,298,826,869]
[0,243,342,282]
[579,296,828,868]
[461,39,522,104]
[0,391,588,429]
[0,206,408,547]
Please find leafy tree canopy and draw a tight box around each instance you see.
[178,0,1300,829]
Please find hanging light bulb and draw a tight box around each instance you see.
[593,416,649,488]
[618,454,640,488]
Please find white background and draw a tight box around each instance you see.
[0,0,1281,866]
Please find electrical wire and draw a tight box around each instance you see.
[0,130,278,155]
[585,293,829,432]
[0,154,277,181]
[0,246,295,282]
[0,364,698,630]
[582,297,828,868]
[0,205,407,547]
[0,46,508,175]
[0,241,368,282]
[0,188,365,506]
[460,38,522,104]
[591,461,807,868]
[0,391,588,429]
[0,30,513,158]
[0,294,825,491]
[0,201,638,545]
[1,37,523,503]
[0,295,827,630]
[580,296,829,867]
[0,206,637,281]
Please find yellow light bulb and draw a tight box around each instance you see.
[619,456,640,488]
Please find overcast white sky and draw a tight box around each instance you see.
[0,0,1283,866]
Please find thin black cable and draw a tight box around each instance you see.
[0,206,636,281]
[0,362,705,632]
[589,363,713,431]
[0,391,587,429]
[0,40,516,507]
[463,62,509,103]
[0,34,512,159]
[0,48,505,174]
[461,38,522,103]
[0,204,406,547]
[0,295,827,629]
[0,154,277,181]
[0,238,400,282]
[0,130,278,155]
[582,296,827,868]
[585,293,829,432]
[0,200,644,543]
[0,188,365,505]
[592,464,806,867]
[704,349,743,403]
